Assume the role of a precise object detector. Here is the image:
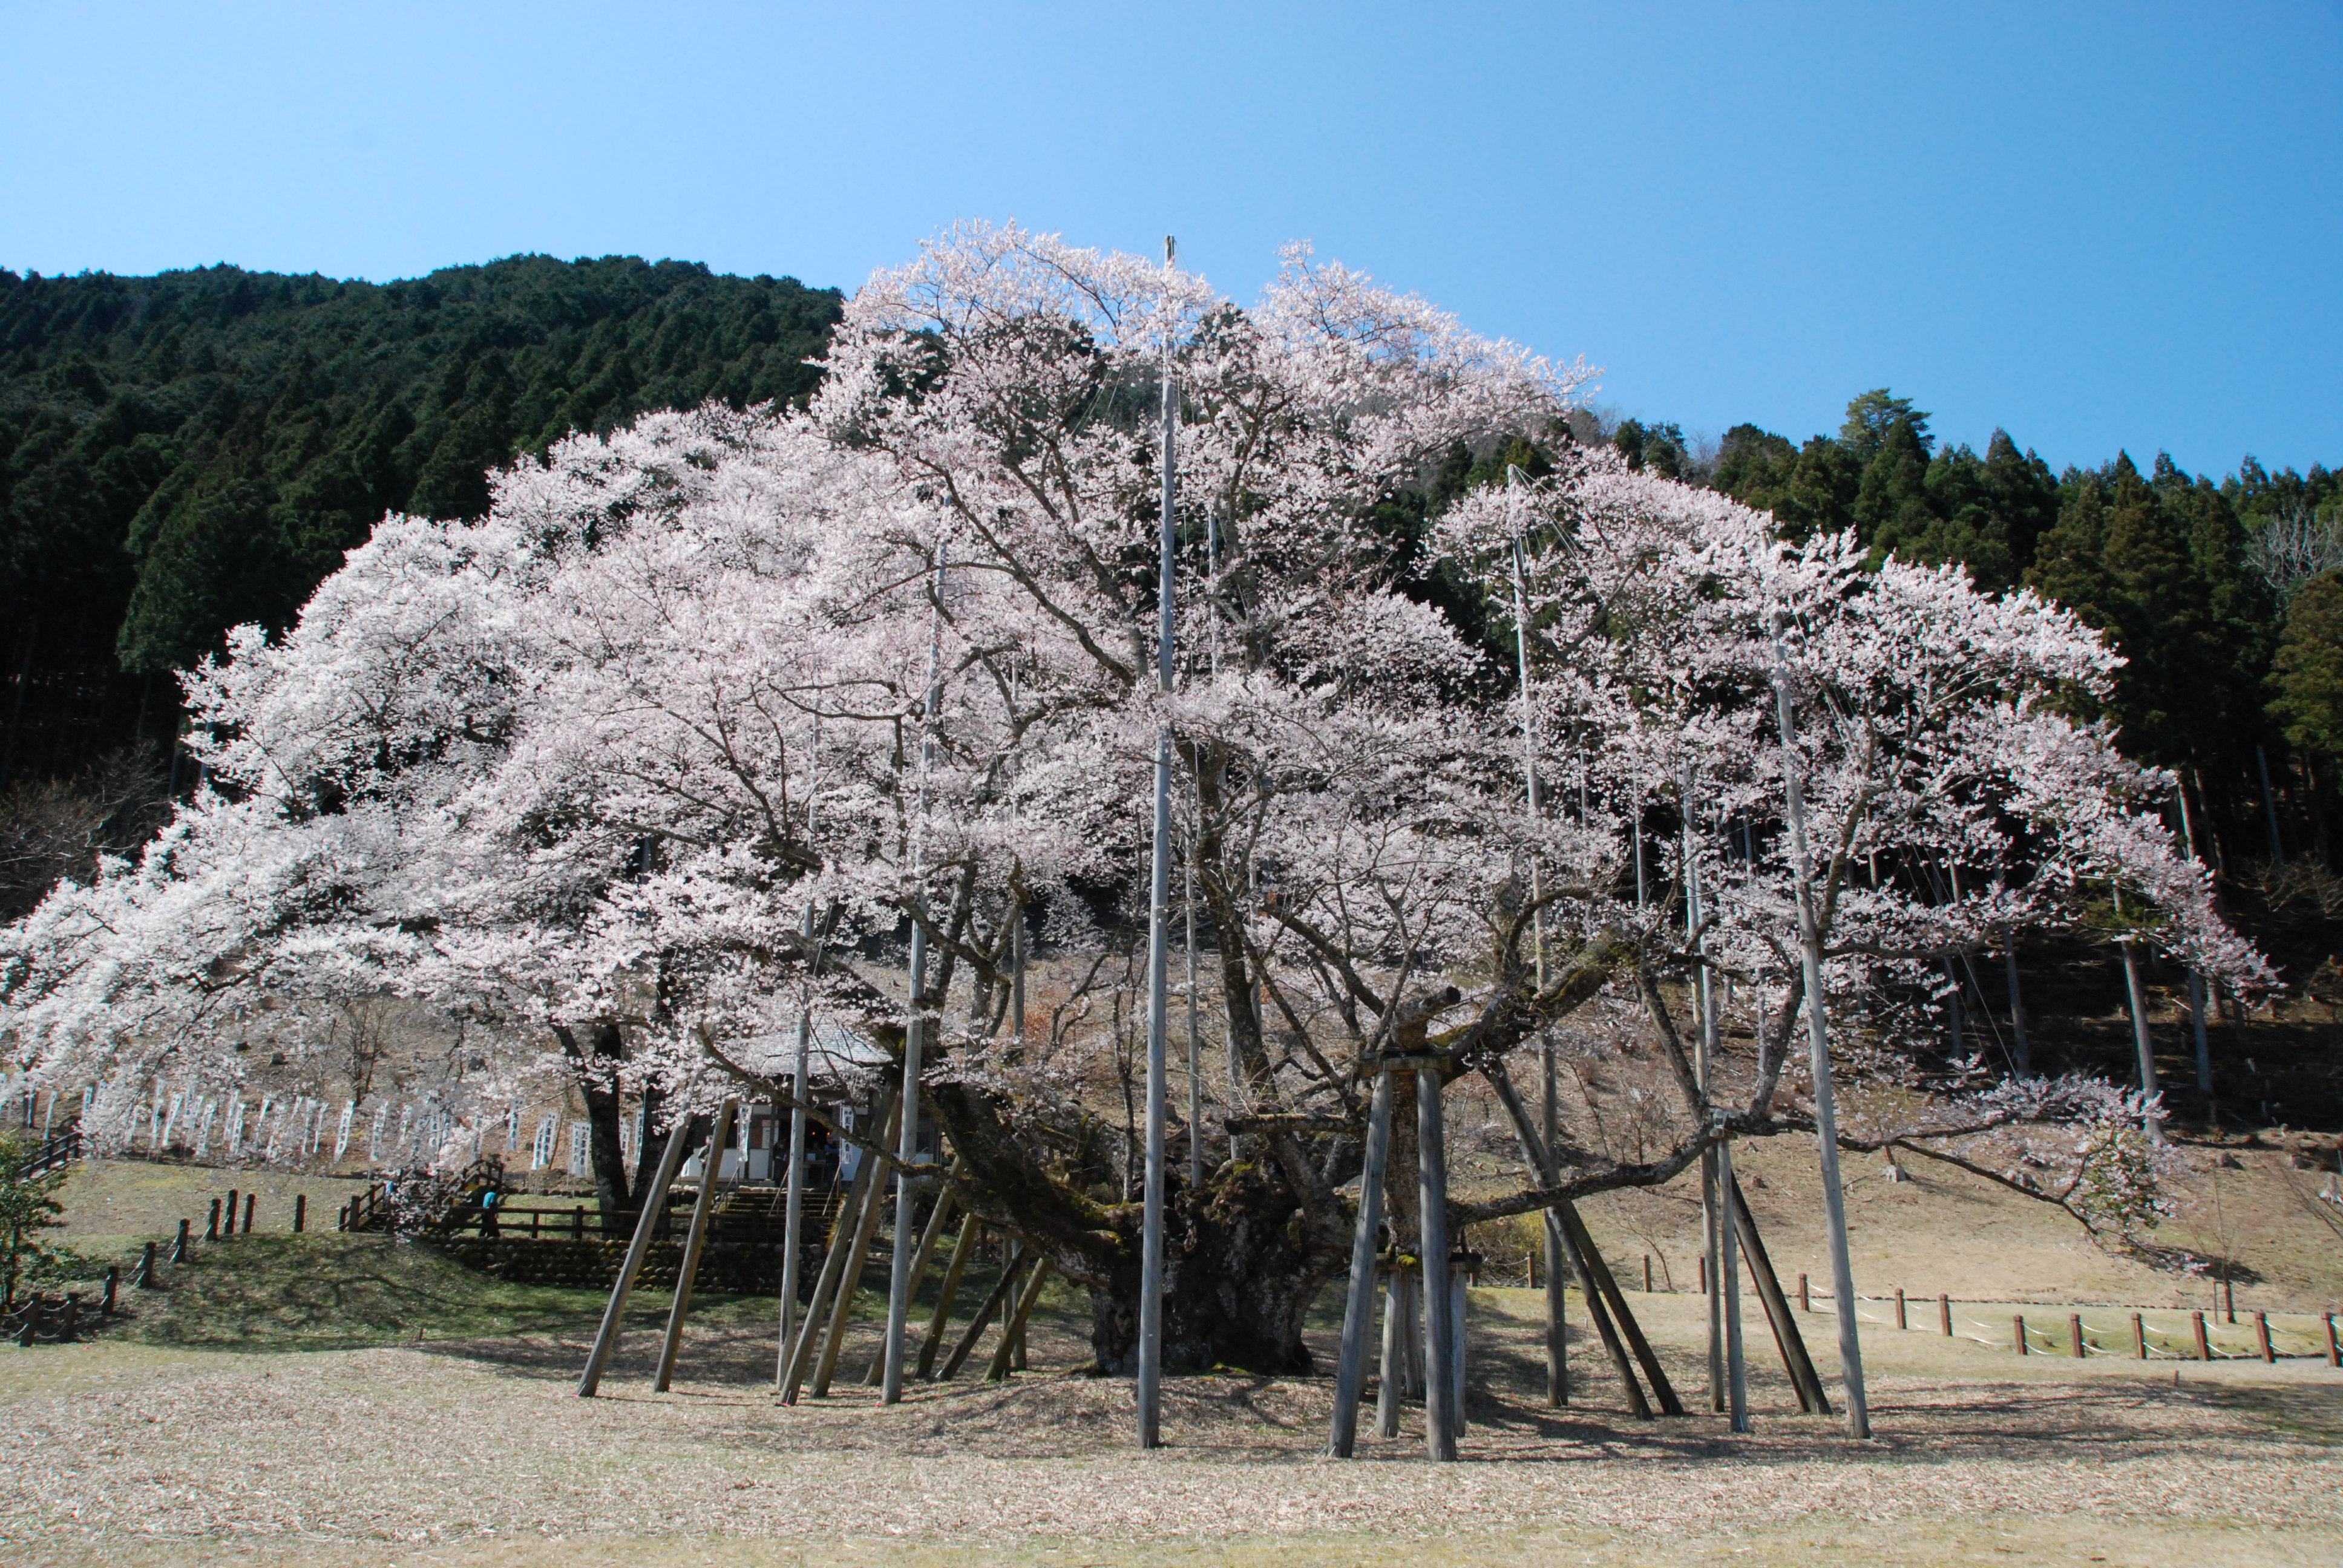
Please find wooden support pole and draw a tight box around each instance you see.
[1556,1211,1652,1419]
[1798,1272,1809,1312]
[654,1097,738,1393]
[2132,1312,2146,1359]
[939,1246,1026,1381]
[1727,1177,1828,1415]
[2014,1315,2028,1355]
[2326,1312,2339,1369]
[1327,1069,1395,1457]
[294,1194,306,1233]
[2192,1309,2210,1361]
[1375,1265,1412,1438]
[779,1091,896,1402]
[1940,1294,1952,1337]
[2255,1312,2275,1364]
[1415,1065,1459,1462]
[810,1099,903,1399]
[866,1156,965,1388]
[916,1213,982,1380]
[985,1257,1053,1381]
[1559,1203,1683,1416]
[578,1110,700,1398]
[2069,1313,2085,1359]
[1895,1289,1907,1330]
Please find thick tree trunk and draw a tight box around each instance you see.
[1085,1169,1341,1374]
[554,1019,659,1215]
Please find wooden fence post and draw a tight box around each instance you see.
[243,1194,254,1234]
[2255,1312,2275,1364]
[136,1242,157,1288]
[294,1194,306,1233]
[1939,1294,1951,1336]
[2132,1312,2146,1359]
[1895,1289,1907,1330]
[2327,1313,2339,1369]
[1643,1255,1653,1293]
[1798,1273,1809,1312]
[2192,1310,2210,1361]
[2013,1315,2027,1355]
[2069,1313,2085,1358]
[173,1219,189,1263]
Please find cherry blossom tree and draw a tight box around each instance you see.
[0,224,2269,1376]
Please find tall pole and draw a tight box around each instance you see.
[1417,1063,1458,1461]
[778,720,823,1376]
[1136,234,1178,1449]
[1185,855,1202,1188]
[1506,471,1566,1406]
[882,549,948,1403]
[2256,745,2285,867]
[1770,630,1871,1438]
[1684,775,1723,1413]
[2174,783,2215,1099]
[778,903,814,1366]
[1325,1068,1394,1457]
[2113,887,2164,1145]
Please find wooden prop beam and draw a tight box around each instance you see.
[1729,1174,1829,1414]
[938,1246,1026,1380]
[810,1097,903,1398]
[1559,1202,1684,1416]
[1416,1064,1459,1461]
[984,1256,1054,1381]
[577,1110,701,1398]
[779,1089,897,1403]
[916,1213,981,1379]
[1326,1068,1395,1457]
[654,1097,739,1393]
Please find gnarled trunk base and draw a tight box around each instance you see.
[1086,1168,1340,1375]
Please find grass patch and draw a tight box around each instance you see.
[110,1232,765,1351]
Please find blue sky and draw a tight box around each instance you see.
[5,2,2337,477]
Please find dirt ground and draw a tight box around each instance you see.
[5,1266,2341,1568]
[12,1152,2342,1566]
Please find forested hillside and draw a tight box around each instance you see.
[2,257,2338,942]
[1651,396,2340,903]
[0,255,842,792]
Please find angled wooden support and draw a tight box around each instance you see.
[1559,1202,1683,1416]
[779,1089,896,1403]
[1729,1174,1829,1414]
[984,1255,1054,1381]
[1556,1205,1651,1419]
[655,1097,739,1392]
[916,1213,981,1380]
[865,1154,963,1387]
[939,1245,1027,1381]
[578,1111,701,1398]
[810,1096,903,1398]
